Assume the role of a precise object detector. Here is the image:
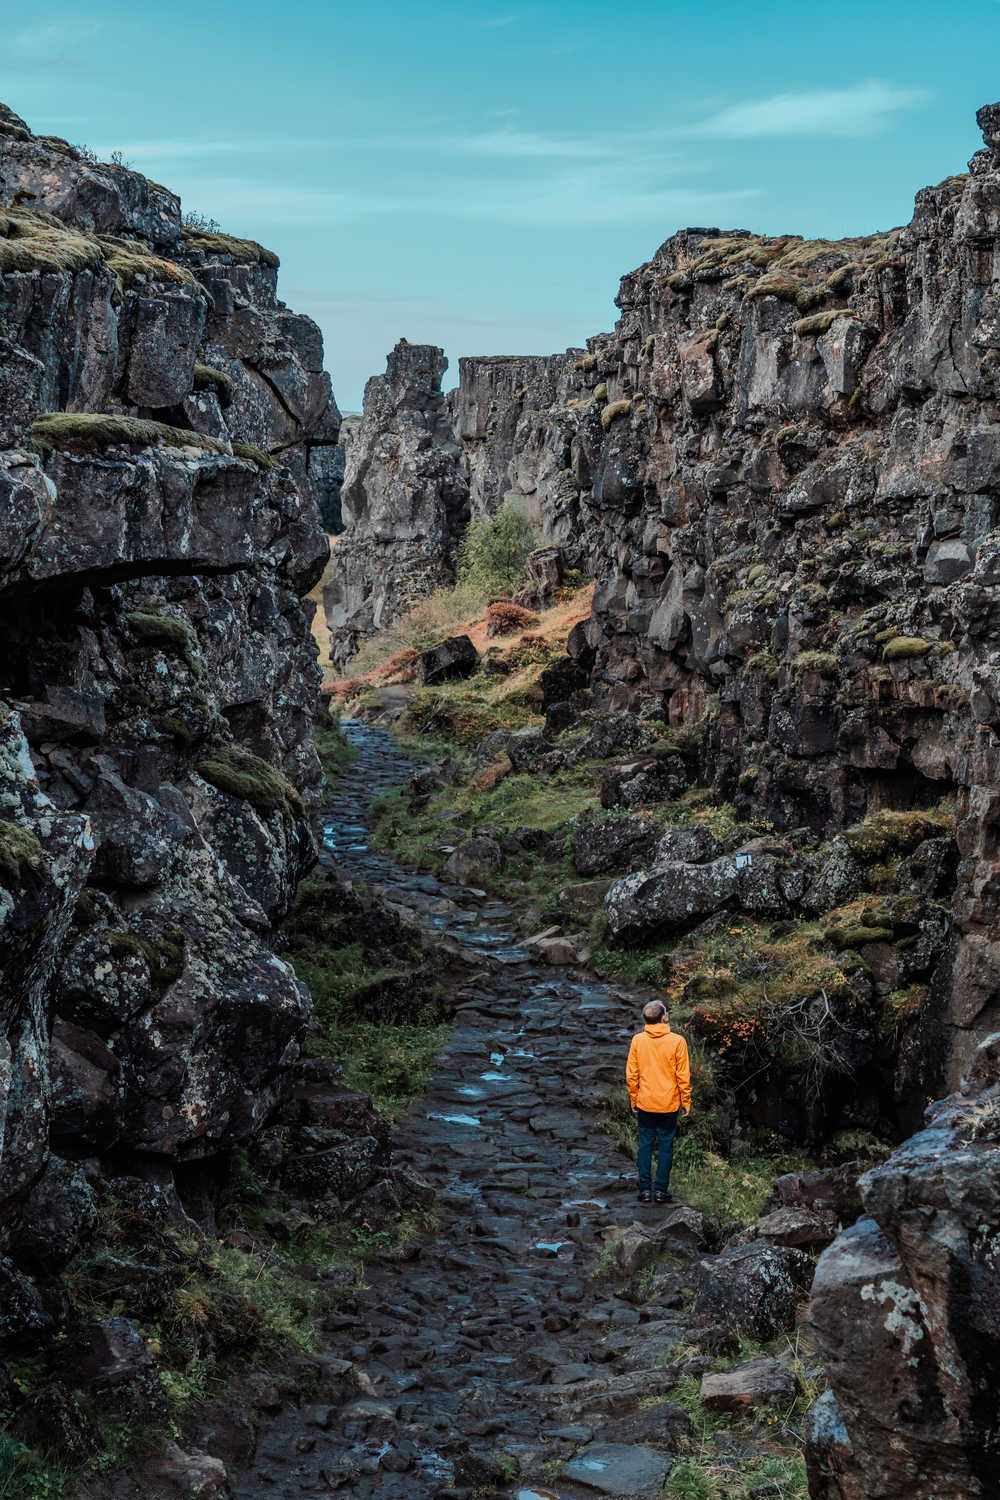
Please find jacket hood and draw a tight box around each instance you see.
[644,1023,672,1037]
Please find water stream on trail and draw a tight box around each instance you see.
[232,721,683,1500]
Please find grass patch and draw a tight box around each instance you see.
[284,873,447,1119]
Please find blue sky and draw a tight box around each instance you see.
[1,1,998,409]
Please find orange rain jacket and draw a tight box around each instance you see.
[626,1022,692,1114]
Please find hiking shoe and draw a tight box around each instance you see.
[655,1191,673,1204]
[638,1190,651,1203]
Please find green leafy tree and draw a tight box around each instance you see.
[456,504,538,598]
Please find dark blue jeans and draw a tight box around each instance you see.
[636,1109,679,1193]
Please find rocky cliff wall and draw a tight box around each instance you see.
[0,103,337,1259]
[332,103,1000,1093]
[323,342,468,664]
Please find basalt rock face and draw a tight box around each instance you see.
[336,105,1000,1090]
[323,342,468,665]
[806,1032,1000,1500]
[0,106,336,1244]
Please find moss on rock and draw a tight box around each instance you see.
[0,819,42,889]
[231,440,279,470]
[883,636,933,662]
[197,746,302,817]
[32,413,228,457]
[180,227,279,268]
[793,650,839,677]
[126,609,197,653]
[106,928,185,996]
[793,308,860,337]
[601,399,632,431]
[193,362,235,407]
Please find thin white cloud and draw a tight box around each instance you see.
[434,168,757,226]
[481,13,520,26]
[688,80,927,139]
[440,129,619,159]
[9,21,104,61]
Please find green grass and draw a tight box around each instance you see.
[600,1088,807,1224]
[284,872,449,1119]
[314,707,357,786]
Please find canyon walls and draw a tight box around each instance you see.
[333,103,1000,1092]
[0,102,337,1270]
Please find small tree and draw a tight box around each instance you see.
[457,504,538,599]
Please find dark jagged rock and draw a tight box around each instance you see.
[323,342,469,664]
[806,1031,1000,1500]
[0,101,342,1403]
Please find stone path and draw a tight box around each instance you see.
[232,722,700,1500]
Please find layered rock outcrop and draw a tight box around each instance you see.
[323,342,468,664]
[0,104,336,1243]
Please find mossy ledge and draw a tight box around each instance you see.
[180,226,279,268]
[0,819,42,889]
[193,362,235,407]
[231,440,280,470]
[197,745,303,816]
[601,398,632,431]
[32,413,228,456]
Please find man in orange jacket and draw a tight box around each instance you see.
[626,1000,692,1204]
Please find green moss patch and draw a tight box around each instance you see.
[193,362,235,407]
[0,819,42,889]
[883,635,933,661]
[601,398,632,431]
[32,413,227,457]
[793,308,859,337]
[180,227,279,268]
[793,650,839,677]
[197,746,302,816]
[126,608,196,653]
[106,928,185,997]
[824,924,893,949]
[231,440,279,469]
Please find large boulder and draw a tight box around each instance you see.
[605,856,740,944]
[572,815,659,876]
[690,1238,807,1342]
[418,633,478,684]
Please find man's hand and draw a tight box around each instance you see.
[631,1104,638,1113]
[681,1107,691,1119]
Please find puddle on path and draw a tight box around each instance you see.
[517,1490,562,1500]
[426,1111,481,1128]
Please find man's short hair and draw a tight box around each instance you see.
[643,1000,667,1023]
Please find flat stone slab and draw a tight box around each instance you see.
[562,1442,670,1494]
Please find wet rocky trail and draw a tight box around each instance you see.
[230,722,737,1500]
